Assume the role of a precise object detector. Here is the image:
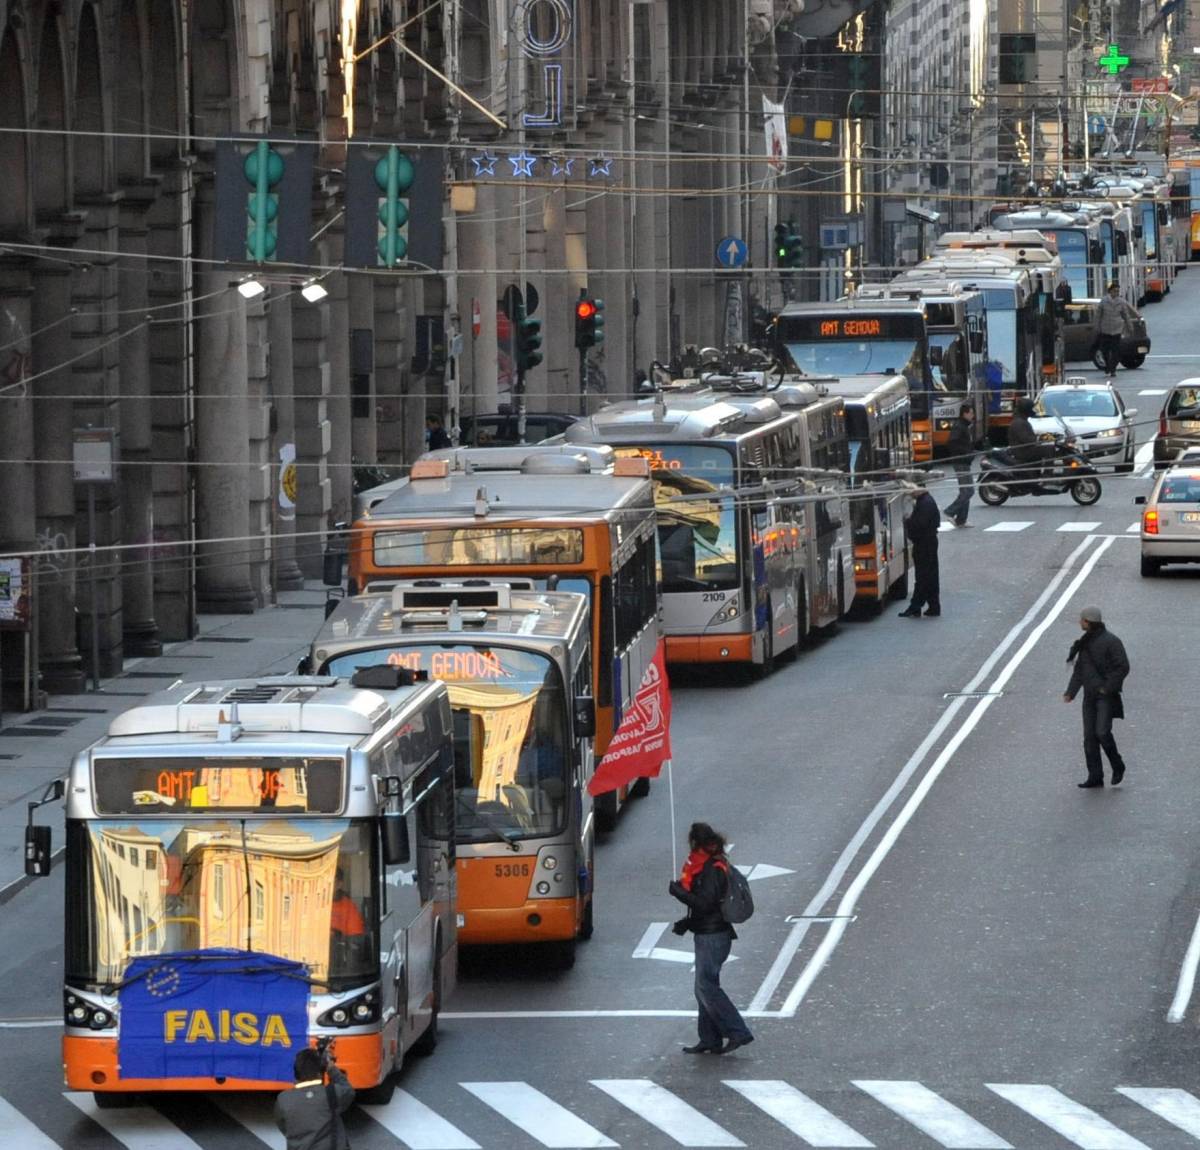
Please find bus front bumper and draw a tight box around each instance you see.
[457,896,578,945]
[63,1032,386,1092]
[664,634,754,664]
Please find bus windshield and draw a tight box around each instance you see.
[65,817,377,991]
[980,292,1017,384]
[928,333,964,391]
[320,644,569,845]
[1141,202,1158,257]
[1046,230,1090,298]
[615,445,738,593]
[784,338,923,385]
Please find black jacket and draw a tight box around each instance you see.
[670,857,735,936]
[1007,414,1043,465]
[946,417,976,465]
[1066,624,1130,700]
[904,491,941,545]
[274,1066,355,1150]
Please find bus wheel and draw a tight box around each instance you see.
[93,1093,137,1110]
[889,565,909,602]
[752,615,774,680]
[551,938,577,970]
[579,845,596,938]
[1119,354,1145,369]
[358,1074,397,1105]
[783,579,807,661]
[629,774,651,798]
[594,791,618,833]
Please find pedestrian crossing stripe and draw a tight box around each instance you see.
[983,522,1035,532]
[1058,522,1102,532]
[14,1079,1200,1149]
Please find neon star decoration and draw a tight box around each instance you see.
[589,154,613,178]
[550,156,576,177]
[470,151,498,177]
[509,150,538,177]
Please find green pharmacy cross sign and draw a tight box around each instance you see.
[1098,44,1130,75]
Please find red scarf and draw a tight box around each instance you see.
[680,846,725,891]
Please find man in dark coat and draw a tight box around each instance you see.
[898,484,941,618]
[275,1046,356,1150]
[1063,606,1130,788]
[944,403,978,527]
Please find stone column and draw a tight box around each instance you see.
[540,187,570,414]
[348,273,377,467]
[374,278,407,465]
[118,190,162,655]
[268,294,304,589]
[292,295,332,578]
[244,295,272,606]
[32,260,84,692]
[454,185,499,427]
[327,271,353,525]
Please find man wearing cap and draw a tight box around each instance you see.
[898,483,942,618]
[1064,607,1130,788]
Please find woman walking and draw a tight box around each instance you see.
[668,822,754,1055]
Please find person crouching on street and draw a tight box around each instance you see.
[668,822,754,1055]
[275,1043,356,1150]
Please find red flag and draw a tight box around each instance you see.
[588,641,672,796]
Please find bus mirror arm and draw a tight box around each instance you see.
[24,778,65,878]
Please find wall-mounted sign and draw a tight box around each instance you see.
[519,0,575,130]
[0,557,31,631]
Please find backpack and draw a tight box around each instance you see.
[719,861,754,924]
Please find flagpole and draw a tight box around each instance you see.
[667,757,677,876]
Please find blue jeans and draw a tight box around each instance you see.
[693,931,752,1046]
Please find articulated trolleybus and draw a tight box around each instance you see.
[26,673,456,1104]
[309,584,597,965]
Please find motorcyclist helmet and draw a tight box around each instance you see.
[1015,397,1037,416]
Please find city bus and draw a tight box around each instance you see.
[307,584,595,965]
[328,453,659,831]
[773,299,938,462]
[891,255,1042,444]
[563,381,853,670]
[853,282,991,453]
[812,374,912,609]
[28,672,456,1104]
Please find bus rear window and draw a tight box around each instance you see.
[373,527,584,567]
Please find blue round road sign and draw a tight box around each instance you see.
[716,236,749,269]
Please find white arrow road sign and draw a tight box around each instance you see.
[632,922,740,964]
[736,863,795,881]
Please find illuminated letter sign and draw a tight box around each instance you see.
[519,0,574,129]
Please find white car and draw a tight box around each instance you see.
[1032,379,1137,472]
[1136,459,1200,576]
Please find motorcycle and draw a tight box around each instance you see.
[977,435,1102,507]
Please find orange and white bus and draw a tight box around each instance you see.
[309,584,596,966]
[326,451,659,830]
[27,672,456,1105]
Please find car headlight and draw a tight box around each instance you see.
[1095,428,1122,439]
[913,431,929,442]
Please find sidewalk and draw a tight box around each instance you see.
[0,581,331,901]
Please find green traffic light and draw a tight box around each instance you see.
[244,140,284,263]
[375,146,414,268]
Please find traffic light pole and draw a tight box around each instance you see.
[579,348,588,417]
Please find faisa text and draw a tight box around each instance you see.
[163,1009,292,1046]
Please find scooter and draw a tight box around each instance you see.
[977,436,1102,507]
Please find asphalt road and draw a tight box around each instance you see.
[2,278,1199,1149]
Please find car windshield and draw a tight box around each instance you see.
[784,339,923,387]
[1039,391,1118,418]
[65,818,377,991]
[1158,474,1200,503]
[615,445,739,593]
[321,644,569,845]
[1167,389,1200,416]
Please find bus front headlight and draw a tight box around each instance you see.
[318,988,380,1029]
[707,595,739,626]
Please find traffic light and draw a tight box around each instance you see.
[374,145,415,266]
[774,223,790,266]
[214,137,314,264]
[517,309,543,371]
[575,294,605,349]
[775,221,805,270]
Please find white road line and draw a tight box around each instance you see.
[461,1082,617,1148]
[593,1080,743,1147]
[983,522,1034,532]
[854,1081,1011,1148]
[0,1019,61,1029]
[1058,522,1103,532]
[63,1092,206,1150]
[776,535,1114,1016]
[1166,901,1200,1023]
[987,1084,1150,1149]
[362,1089,482,1150]
[633,922,669,958]
[1138,389,1168,395]
[211,1097,287,1150]
[1126,522,1140,533]
[750,534,1100,1015]
[1135,439,1156,477]
[1116,1087,1200,1138]
[0,1096,61,1150]
[724,1080,874,1147]
[443,1009,697,1019]
[938,522,957,532]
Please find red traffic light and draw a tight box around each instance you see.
[576,300,597,320]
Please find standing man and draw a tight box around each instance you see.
[1095,282,1140,376]
[1063,606,1130,788]
[898,482,941,618]
[669,822,754,1055]
[425,413,451,450]
[275,1044,355,1150]
[944,403,978,528]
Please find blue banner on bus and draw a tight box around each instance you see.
[118,950,309,1082]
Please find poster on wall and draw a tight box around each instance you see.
[0,557,31,631]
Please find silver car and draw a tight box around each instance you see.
[1136,457,1200,576]
[1152,380,1200,469]
[1032,379,1137,472]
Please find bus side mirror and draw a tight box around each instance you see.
[25,778,65,878]
[382,812,411,866]
[574,695,596,739]
[969,331,984,354]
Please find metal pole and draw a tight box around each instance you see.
[87,485,100,692]
[579,347,588,417]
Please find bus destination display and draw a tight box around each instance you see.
[93,757,345,813]
[781,313,924,340]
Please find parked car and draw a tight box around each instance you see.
[1153,380,1200,470]
[459,411,579,447]
[1031,378,1136,472]
[1136,455,1200,576]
